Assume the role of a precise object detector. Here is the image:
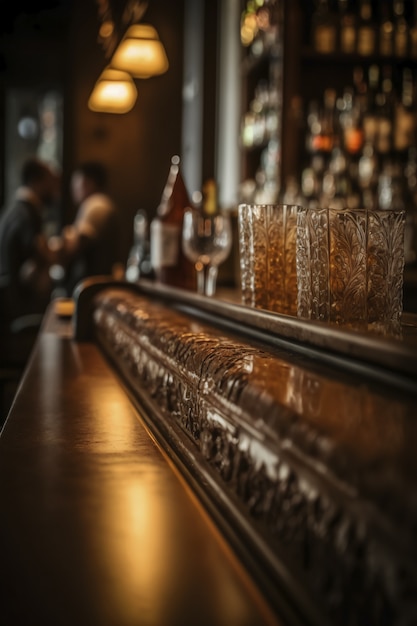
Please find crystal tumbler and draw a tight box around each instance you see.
[238,204,300,315]
[296,206,405,334]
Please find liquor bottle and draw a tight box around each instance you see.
[346,167,361,209]
[332,167,351,210]
[378,161,404,211]
[125,209,150,283]
[410,0,417,58]
[320,88,337,155]
[362,64,380,146]
[394,68,416,155]
[358,133,378,200]
[340,87,364,156]
[339,0,356,54]
[375,66,394,156]
[305,100,321,154]
[357,0,376,56]
[201,178,218,215]
[301,164,321,204]
[281,175,305,206]
[150,155,196,290]
[352,64,368,112]
[308,89,336,157]
[311,0,337,54]
[379,0,394,56]
[393,0,408,57]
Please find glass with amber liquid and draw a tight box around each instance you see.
[238,203,300,315]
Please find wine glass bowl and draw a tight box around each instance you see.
[182,209,232,296]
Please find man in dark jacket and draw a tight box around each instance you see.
[0,157,59,324]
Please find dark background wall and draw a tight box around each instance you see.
[0,0,187,264]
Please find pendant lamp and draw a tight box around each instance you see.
[88,67,138,113]
[110,24,169,78]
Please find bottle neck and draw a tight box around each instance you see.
[157,160,190,220]
[202,180,218,215]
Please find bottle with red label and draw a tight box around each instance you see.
[150,155,196,290]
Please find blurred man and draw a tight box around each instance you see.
[54,161,120,295]
[0,157,60,323]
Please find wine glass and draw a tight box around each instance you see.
[182,208,232,296]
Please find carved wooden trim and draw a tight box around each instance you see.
[92,287,417,626]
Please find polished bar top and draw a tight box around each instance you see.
[89,283,417,626]
[0,301,280,626]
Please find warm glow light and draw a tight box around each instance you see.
[88,67,137,114]
[99,20,114,39]
[110,24,169,78]
[241,13,258,46]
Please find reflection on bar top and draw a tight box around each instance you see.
[54,298,75,318]
[93,288,417,489]
[128,280,417,379]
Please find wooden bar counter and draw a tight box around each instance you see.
[0,278,416,626]
[0,296,280,626]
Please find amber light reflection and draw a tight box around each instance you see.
[241,350,411,466]
[78,382,176,623]
[79,379,278,625]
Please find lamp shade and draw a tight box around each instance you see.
[88,67,137,114]
[110,24,169,78]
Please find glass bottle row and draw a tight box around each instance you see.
[309,0,417,59]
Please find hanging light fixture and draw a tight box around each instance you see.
[88,67,138,114]
[110,24,169,78]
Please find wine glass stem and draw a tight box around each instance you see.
[196,263,206,295]
[195,263,218,296]
[206,265,218,296]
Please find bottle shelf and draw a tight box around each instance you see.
[239,0,417,266]
[300,46,417,65]
[239,0,284,204]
